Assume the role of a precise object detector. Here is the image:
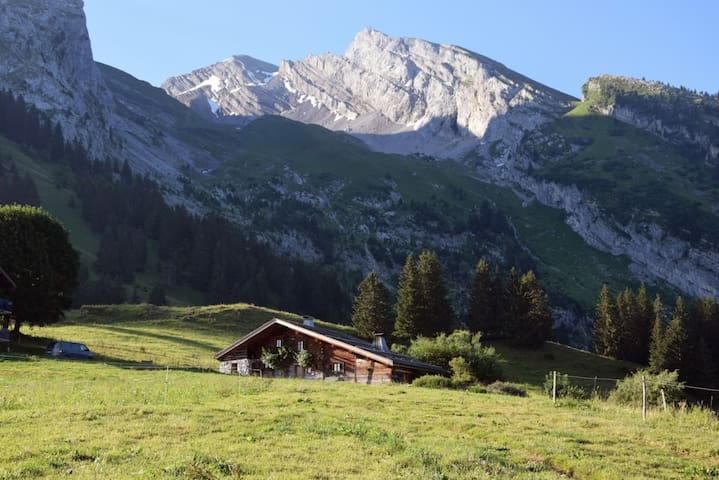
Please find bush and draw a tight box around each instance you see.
[610,369,684,407]
[412,375,453,389]
[543,373,588,400]
[467,385,488,394]
[449,356,475,387]
[407,330,503,383]
[486,381,527,397]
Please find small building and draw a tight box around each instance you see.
[215,318,445,384]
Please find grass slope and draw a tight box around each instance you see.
[2,305,718,479]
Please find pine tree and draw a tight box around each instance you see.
[351,271,394,339]
[593,285,620,357]
[415,250,453,336]
[467,259,496,335]
[505,267,524,340]
[648,294,667,372]
[634,284,654,364]
[615,287,638,362]
[516,270,552,347]
[394,255,422,340]
[663,296,689,375]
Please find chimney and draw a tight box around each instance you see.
[372,333,389,352]
[302,315,315,327]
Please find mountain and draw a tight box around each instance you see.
[0,0,240,190]
[2,1,718,347]
[0,0,113,159]
[163,28,575,158]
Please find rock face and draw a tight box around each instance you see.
[0,0,231,185]
[0,0,113,158]
[163,28,576,158]
[584,75,719,163]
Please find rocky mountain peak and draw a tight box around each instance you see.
[164,28,575,159]
[0,0,113,158]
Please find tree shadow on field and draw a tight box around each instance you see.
[90,325,219,352]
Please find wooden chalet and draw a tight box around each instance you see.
[215,318,445,384]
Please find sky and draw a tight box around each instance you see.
[84,0,718,98]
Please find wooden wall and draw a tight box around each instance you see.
[219,324,431,383]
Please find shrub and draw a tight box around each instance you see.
[467,385,488,394]
[407,330,503,383]
[449,356,475,387]
[294,349,313,369]
[486,381,527,397]
[260,346,294,370]
[412,375,453,389]
[543,373,588,400]
[610,369,684,407]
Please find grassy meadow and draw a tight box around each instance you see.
[1,304,718,479]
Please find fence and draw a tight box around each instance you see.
[549,370,719,420]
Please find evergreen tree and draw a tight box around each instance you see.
[504,267,523,340]
[351,271,393,339]
[634,284,654,364]
[516,270,553,347]
[593,285,620,357]
[394,255,422,340]
[663,296,689,375]
[615,287,638,362]
[467,259,496,335]
[649,294,667,372]
[415,250,453,336]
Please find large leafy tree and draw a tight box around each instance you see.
[0,205,79,340]
[351,271,393,339]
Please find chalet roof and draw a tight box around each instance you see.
[216,318,445,374]
[0,266,16,291]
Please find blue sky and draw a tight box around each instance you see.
[84,0,718,98]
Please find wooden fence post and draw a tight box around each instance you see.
[660,388,667,412]
[642,375,647,421]
[552,370,557,404]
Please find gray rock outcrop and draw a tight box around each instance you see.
[0,0,113,158]
[163,28,576,158]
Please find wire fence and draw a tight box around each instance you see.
[549,370,719,420]
[561,373,719,394]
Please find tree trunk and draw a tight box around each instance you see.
[10,317,21,343]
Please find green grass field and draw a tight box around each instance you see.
[2,304,717,479]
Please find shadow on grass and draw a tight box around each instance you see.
[88,325,220,352]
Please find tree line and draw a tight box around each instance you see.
[593,284,719,386]
[352,255,552,347]
[0,89,351,323]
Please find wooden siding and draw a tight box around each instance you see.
[217,321,443,383]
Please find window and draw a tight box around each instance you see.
[333,362,343,374]
[276,338,282,348]
[297,340,304,351]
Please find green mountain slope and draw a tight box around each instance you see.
[200,116,639,335]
